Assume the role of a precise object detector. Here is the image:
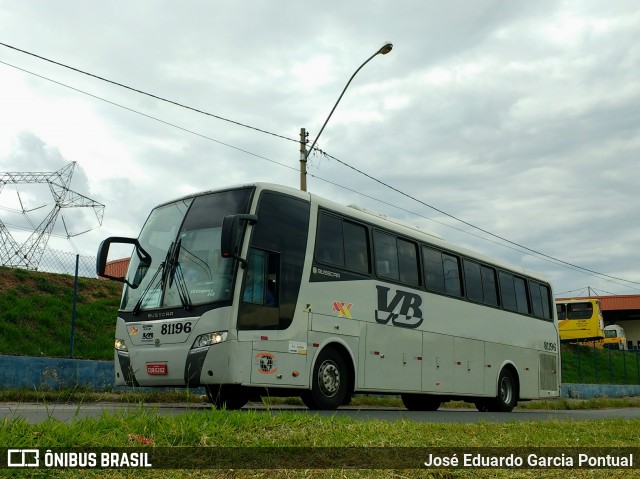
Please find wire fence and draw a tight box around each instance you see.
[562,342,640,385]
[2,248,104,358]
[31,248,97,278]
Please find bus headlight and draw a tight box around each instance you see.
[191,331,227,350]
[114,338,128,352]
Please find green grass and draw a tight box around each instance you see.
[2,408,640,478]
[561,343,640,385]
[0,266,121,359]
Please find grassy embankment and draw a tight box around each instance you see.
[0,266,121,359]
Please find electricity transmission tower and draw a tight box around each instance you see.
[0,161,105,269]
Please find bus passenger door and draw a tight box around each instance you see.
[364,324,422,391]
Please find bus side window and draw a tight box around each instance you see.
[398,238,420,286]
[315,212,370,274]
[423,246,444,292]
[513,276,530,314]
[423,246,462,297]
[316,213,344,266]
[463,260,483,303]
[556,303,567,320]
[499,271,517,312]
[530,281,552,320]
[499,271,530,315]
[442,253,462,296]
[374,230,399,281]
[373,232,420,286]
[343,221,370,274]
[539,284,552,319]
[480,265,498,306]
[464,260,499,306]
[243,249,278,307]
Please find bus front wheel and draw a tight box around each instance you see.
[302,348,349,410]
[205,384,248,410]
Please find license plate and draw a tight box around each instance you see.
[147,363,167,375]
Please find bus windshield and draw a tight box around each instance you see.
[121,188,252,311]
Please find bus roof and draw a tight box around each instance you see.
[154,182,552,285]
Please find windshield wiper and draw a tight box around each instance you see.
[168,239,192,310]
[132,243,173,315]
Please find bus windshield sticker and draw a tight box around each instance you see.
[288,341,307,355]
[255,352,278,374]
[332,301,353,318]
[375,286,423,328]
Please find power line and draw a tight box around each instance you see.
[0,42,299,145]
[307,169,640,292]
[3,50,638,290]
[0,60,298,173]
[316,150,640,287]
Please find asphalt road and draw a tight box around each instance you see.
[3,402,640,424]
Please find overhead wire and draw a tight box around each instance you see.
[0,42,299,145]
[2,45,639,291]
[0,59,298,173]
[314,150,640,287]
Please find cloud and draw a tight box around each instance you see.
[0,0,638,295]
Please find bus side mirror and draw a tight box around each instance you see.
[221,214,257,267]
[97,236,151,288]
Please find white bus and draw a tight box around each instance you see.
[97,183,560,412]
[603,325,627,350]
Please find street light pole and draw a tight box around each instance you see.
[300,42,393,191]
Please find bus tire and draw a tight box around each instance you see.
[401,393,441,411]
[302,348,348,410]
[489,368,517,412]
[205,384,248,410]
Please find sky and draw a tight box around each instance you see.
[0,0,638,297]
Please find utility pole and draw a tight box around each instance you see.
[299,127,308,191]
[298,42,392,193]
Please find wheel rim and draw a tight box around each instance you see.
[499,376,513,405]
[318,359,340,397]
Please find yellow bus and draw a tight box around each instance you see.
[556,299,604,342]
[603,325,627,350]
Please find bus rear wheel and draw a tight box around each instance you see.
[489,368,517,412]
[302,348,348,410]
[205,384,248,410]
[401,393,441,411]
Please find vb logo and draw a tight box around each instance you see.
[375,286,423,328]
